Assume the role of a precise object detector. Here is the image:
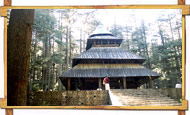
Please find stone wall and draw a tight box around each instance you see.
[158,88,182,101]
[28,90,110,106]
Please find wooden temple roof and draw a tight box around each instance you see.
[60,29,160,80]
[60,64,160,78]
[86,33,123,50]
[72,47,146,66]
[89,34,120,39]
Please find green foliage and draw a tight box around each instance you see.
[151,39,182,88]
[30,9,67,91]
[111,14,182,88]
[32,84,41,92]
[51,53,64,64]
[29,9,182,92]
[110,24,124,39]
[29,9,100,92]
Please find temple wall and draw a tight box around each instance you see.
[28,90,110,106]
[157,88,182,101]
[27,88,181,106]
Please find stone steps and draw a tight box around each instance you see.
[110,89,181,106]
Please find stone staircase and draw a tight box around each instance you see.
[111,89,182,106]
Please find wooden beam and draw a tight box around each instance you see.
[98,78,102,89]
[178,111,185,115]
[182,15,186,100]
[4,0,12,6]
[178,1,186,115]
[0,98,7,108]
[4,17,7,99]
[0,5,189,16]
[178,0,185,5]
[67,78,71,90]
[123,77,126,89]
[0,99,188,109]
[0,7,7,17]
[4,1,11,115]
[0,5,189,9]
[5,109,13,115]
[0,5,190,15]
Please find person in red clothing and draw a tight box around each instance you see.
[103,77,110,84]
[103,76,110,90]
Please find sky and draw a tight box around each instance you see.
[68,9,182,45]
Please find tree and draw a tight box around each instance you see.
[27,9,182,91]
[30,9,82,91]
[129,21,151,69]
[140,20,151,68]
[149,13,182,88]
[121,25,132,51]
[7,9,35,106]
[110,24,124,39]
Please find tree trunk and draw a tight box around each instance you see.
[42,67,46,91]
[158,25,165,46]
[142,22,151,68]
[125,26,130,50]
[52,63,55,91]
[69,28,72,67]
[168,15,180,77]
[58,11,63,91]
[42,36,49,91]
[65,27,69,71]
[83,32,86,51]
[47,36,51,91]
[52,37,55,91]
[168,14,174,41]
[7,9,34,106]
[80,29,82,53]
[30,33,38,91]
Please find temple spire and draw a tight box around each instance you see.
[86,26,123,50]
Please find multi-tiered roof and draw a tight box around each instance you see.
[60,30,159,80]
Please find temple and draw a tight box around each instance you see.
[59,29,160,90]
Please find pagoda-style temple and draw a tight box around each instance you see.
[59,30,160,90]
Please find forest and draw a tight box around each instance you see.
[7,9,182,93]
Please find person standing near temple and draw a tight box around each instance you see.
[103,76,110,90]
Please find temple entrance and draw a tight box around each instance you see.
[83,78,99,90]
[64,77,152,90]
[109,77,140,89]
[109,78,123,89]
[126,77,139,89]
